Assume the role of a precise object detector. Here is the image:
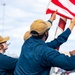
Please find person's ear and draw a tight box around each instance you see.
[45,31,48,35]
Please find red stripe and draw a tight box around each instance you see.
[51,0,75,16]
[46,8,72,19]
[58,18,66,30]
[70,0,75,5]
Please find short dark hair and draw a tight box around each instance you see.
[31,31,45,39]
[31,30,48,39]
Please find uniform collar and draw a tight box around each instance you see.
[30,36,45,44]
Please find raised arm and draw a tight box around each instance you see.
[46,17,75,49]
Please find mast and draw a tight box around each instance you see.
[2,3,6,35]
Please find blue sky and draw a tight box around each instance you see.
[0,0,75,57]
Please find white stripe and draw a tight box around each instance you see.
[58,0,75,13]
[54,27,64,38]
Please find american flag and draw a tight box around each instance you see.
[46,0,75,19]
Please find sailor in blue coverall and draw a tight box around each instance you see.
[0,36,18,75]
[14,13,75,75]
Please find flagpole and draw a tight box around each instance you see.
[54,17,67,50]
[50,17,67,75]
[2,3,6,36]
[45,0,51,14]
[53,17,67,75]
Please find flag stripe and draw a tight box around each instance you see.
[70,0,75,5]
[58,18,66,30]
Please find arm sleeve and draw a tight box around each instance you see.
[46,28,71,49]
[0,54,18,70]
[43,47,75,71]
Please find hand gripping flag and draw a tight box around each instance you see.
[46,0,75,19]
